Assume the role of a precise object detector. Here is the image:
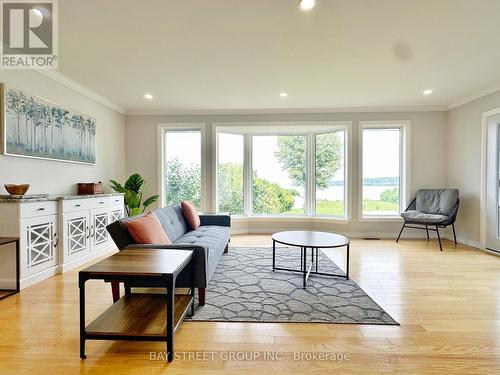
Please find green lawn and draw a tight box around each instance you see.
[287,199,398,216]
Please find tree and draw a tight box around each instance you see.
[218,163,244,214]
[252,176,297,214]
[274,133,343,189]
[166,158,202,209]
[380,187,399,203]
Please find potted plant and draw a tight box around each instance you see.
[110,173,159,216]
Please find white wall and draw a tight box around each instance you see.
[447,91,500,246]
[126,111,447,237]
[0,71,126,194]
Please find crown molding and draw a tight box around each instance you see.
[36,70,126,114]
[447,83,500,111]
[126,106,447,116]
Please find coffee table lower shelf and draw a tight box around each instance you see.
[85,293,193,341]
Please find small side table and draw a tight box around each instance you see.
[0,237,20,300]
[79,248,195,362]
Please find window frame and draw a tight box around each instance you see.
[213,121,352,221]
[157,123,207,211]
[358,120,411,222]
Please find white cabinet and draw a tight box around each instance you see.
[61,211,90,263]
[59,195,125,271]
[20,214,58,277]
[90,207,110,253]
[0,200,59,288]
[0,194,124,289]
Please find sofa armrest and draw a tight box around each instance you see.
[123,244,208,287]
[199,214,231,227]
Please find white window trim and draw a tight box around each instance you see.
[358,120,411,222]
[157,123,207,212]
[213,121,352,221]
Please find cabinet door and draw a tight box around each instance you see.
[62,211,90,263]
[108,205,124,224]
[20,215,58,277]
[90,207,110,253]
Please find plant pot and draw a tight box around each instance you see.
[129,208,142,217]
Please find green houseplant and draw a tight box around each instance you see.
[110,173,159,216]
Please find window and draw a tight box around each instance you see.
[252,135,306,215]
[360,123,407,218]
[163,129,202,209]
[217,133,244,215]
[315,131,346,217]
[215,123,349,218]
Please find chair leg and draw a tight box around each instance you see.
[452,224,457,246]
[198,288,206,306]
[396,223,405,243]
[110,281,120,303]
[435,225,443,251]
[425,225,430,241]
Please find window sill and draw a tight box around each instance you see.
[358,216,403,222]
[230,215,350,225]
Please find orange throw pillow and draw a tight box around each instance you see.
[181,201,201,229]
[125,212,171,244]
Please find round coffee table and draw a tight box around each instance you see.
[271,231,350,288]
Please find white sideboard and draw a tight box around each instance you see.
[0,194,124,289]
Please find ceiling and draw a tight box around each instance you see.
[57,0,500,112]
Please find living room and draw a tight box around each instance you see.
[0,0,499,374]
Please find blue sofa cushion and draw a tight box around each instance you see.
[174,225,230,280]
[153,204,188,242]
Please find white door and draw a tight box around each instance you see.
[90,207,110,253]
[486,112,500,253]
[62,211,90,263]
[20,215,58,277]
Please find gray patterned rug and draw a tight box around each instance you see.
[187,247,398,325]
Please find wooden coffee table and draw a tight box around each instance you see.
[272,231,350,288]
[79,248,194,362]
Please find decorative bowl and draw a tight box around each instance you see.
[4,184,30,196]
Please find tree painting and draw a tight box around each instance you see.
[3,86,96,164]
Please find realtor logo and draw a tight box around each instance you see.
[0,0,58,69]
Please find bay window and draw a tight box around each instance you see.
[215,123,350,218]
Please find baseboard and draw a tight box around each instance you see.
[231,227,482,249]
[20,266,59,289]
[60,246,117,273]
[19,245,118,290]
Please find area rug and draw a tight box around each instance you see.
[187,247,398,325]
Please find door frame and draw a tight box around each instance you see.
[480,107,500,250]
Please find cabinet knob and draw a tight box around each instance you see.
[36,207,45,211]
[99,201,105,205]
[75,204,81,207]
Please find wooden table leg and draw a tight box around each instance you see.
[166,275,175,362]
[79,274,87,359]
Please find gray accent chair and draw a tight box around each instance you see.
[106,203,231,305]
[396,189,459,251]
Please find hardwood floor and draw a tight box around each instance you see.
[0,236,499,374]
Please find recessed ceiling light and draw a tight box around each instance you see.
[280,92,288,97]
[299,0,316,11]
[422,89,433,95]
[144,93,153,100]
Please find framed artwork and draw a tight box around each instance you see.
[1,84,96,164]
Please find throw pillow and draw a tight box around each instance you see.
[181,201,201,229]
[125,211,171,244]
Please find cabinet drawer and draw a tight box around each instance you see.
[61,199,94,213]
[19,201,58,218]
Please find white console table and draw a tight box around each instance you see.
[0,194,124,289]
